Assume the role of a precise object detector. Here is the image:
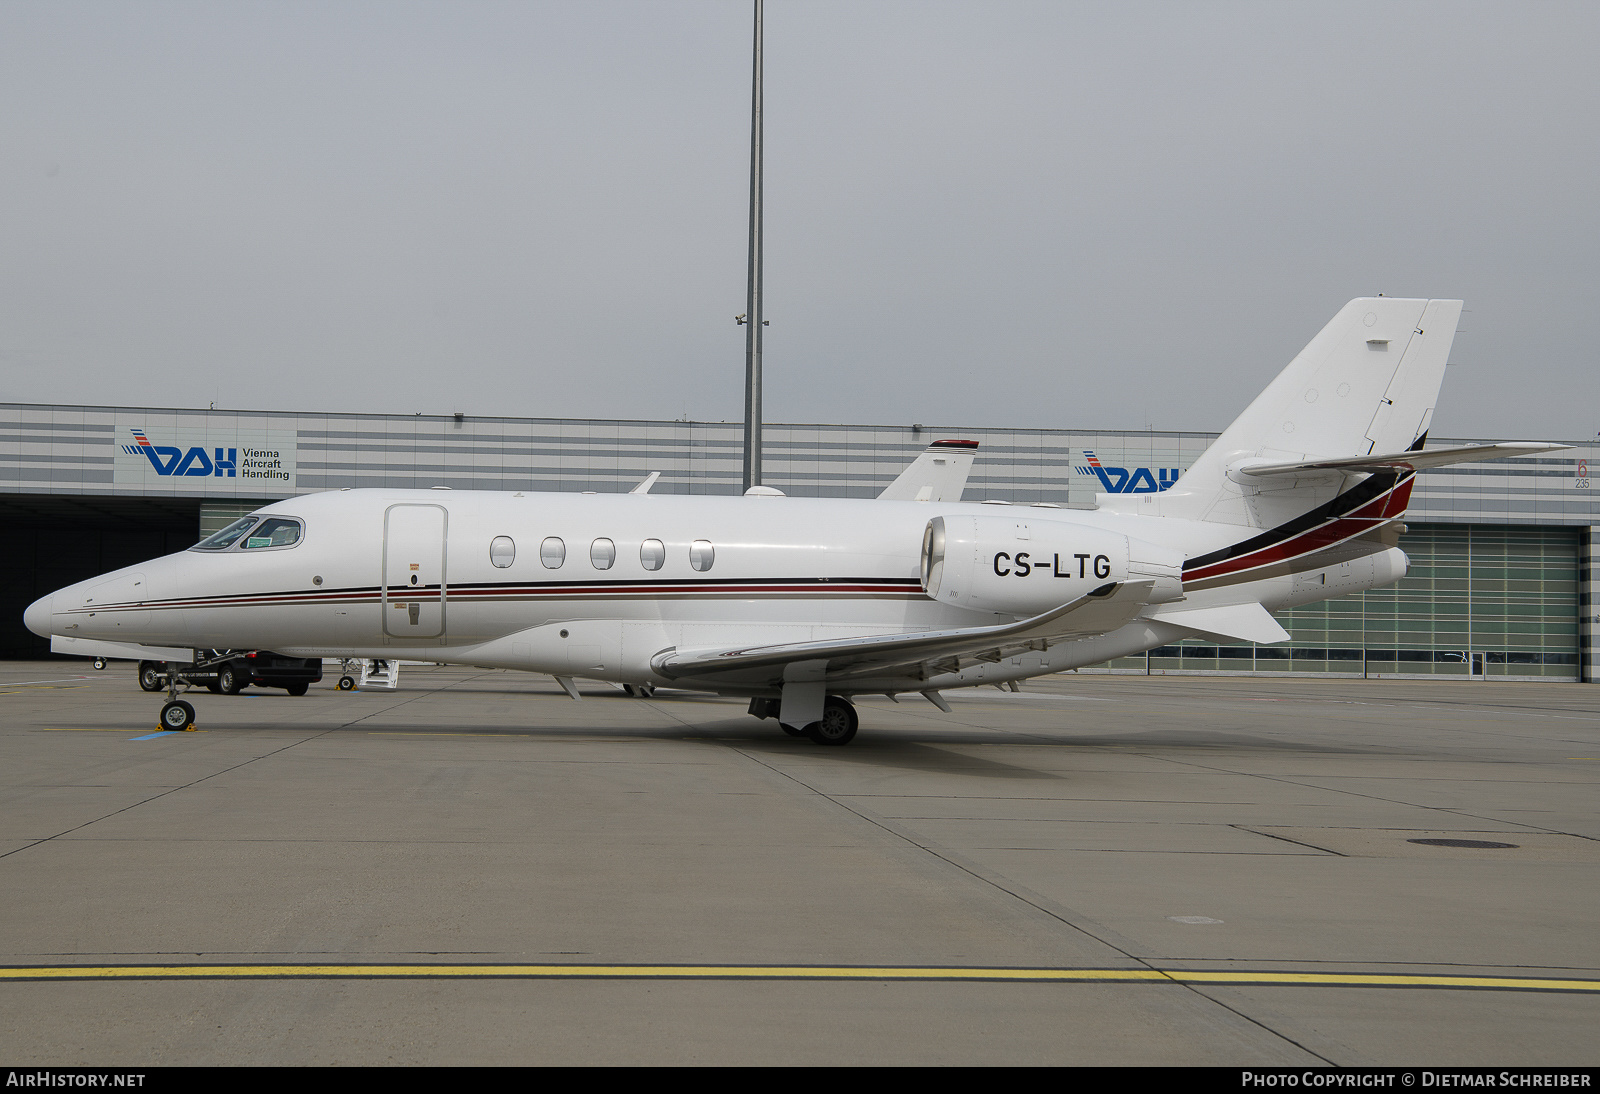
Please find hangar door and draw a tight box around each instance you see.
[383,504,447,639]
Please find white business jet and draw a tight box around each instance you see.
[25,298,1565,743]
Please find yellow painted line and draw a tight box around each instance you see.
[0,964,1595,992]
[369,732,536,738]
[42,727,208,735]
[1173,971,1600,992]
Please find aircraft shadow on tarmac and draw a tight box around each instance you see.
[319,711,1385,779]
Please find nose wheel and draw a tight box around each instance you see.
[159,699,196,732]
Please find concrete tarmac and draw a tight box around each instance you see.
[1,660,1596,1065]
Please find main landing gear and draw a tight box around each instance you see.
[805,696,858,746]
[751,695,859,746]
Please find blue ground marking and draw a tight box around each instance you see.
[130,731,173,740]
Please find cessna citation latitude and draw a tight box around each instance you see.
[25,298,1566,744]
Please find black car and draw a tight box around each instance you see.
[137,651,323,696]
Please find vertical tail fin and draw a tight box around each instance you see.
[878,439,979,502]
[1149,297,1462,527]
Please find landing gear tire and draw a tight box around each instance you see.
[779,723,806,738]
[159,700,195,731]
[286,683,309,696]
[805,696,858,746]
[93,658,107,670]
[219,667,242,694]
[337,676,356,691]
[139,663,163,692]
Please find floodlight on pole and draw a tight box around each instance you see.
[742,0,764,492]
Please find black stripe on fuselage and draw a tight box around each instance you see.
[1183,471,1404,573]
[80,575,927,612]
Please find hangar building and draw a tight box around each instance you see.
[4,402,1595,682]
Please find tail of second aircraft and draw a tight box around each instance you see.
[1137,297,1463,529]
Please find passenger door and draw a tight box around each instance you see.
[383,504,447,639]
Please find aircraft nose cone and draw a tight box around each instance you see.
[24,594,54,638]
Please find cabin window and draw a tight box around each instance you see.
[591,538,615,570]
[242,518,302,549]
[490,536,516,568]
[640,539,665,571]
[540,537,566,568]
[690,539,714,572]
[194,517,258,550]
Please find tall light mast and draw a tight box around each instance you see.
[741,0,764,491]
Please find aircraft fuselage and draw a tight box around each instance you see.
[26,486,1405,697]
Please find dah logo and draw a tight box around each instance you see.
[1074,450,1180,494]
[121,429,237,477]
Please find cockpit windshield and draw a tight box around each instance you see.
[242,518,303,549]
[193,517,259,551]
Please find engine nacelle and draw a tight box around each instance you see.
[920,514,1183,616]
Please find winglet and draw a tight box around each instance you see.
[629,471,661,495]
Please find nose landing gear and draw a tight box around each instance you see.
[156,664,197,731]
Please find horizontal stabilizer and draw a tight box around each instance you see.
[1237,442,1569,478]
[878,439,979,502]
[1144,602,1290,645]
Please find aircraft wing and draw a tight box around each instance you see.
[51,635,195,662]
[1237,442,1569,478]
[877,439,979,502]
[652,580,1153,686]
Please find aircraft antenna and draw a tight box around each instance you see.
[741,0,765,491]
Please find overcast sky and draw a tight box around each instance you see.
[1,1,1595,440]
